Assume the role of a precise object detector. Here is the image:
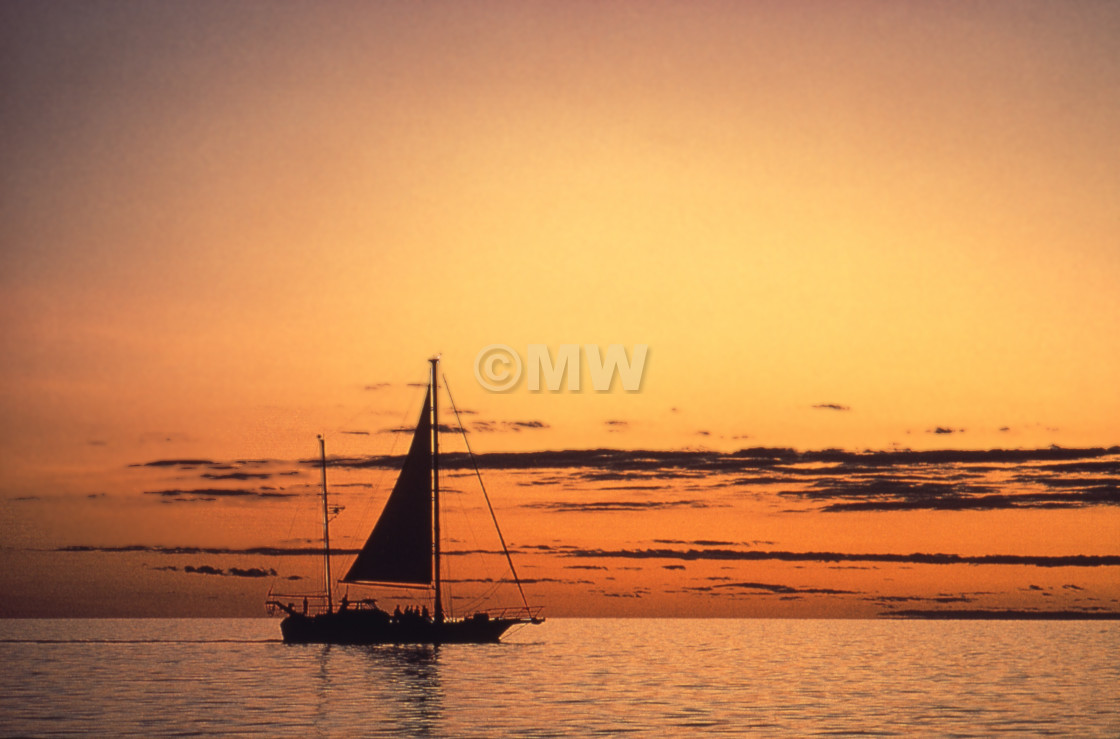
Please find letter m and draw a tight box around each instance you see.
[527,344,580,391]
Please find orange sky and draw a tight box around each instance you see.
[2,1,1118,618]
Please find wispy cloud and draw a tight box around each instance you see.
[200,472,271,481]
[381,423,466,435]
[869,594,976,605]
[131,459,219,468]
[58,544,524,558]
[143,488,296,502]
[682,581,858,596]
[382,419,550,435]
[653,538,771,547]
[523,499,721,513]
[884,609,1120,620]
[564,547,1120,568]
[779,468,1120,512]
[815,487,1120,512]
[445,576,594,585]
[61,544,358,556]
[155,564,281,578]
[464,419,552,433]
[812,403,851,412]
[135,446,1120,517]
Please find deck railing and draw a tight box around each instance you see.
[267,594,544,622]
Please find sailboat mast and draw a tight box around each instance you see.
[430,357,443,623]
[319,435,334,613]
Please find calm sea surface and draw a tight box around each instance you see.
[1,618,1117,737]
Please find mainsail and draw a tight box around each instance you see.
[342,391,433,585]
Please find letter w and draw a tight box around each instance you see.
[585,344,648,392]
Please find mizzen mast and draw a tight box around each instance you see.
[318,434,334,613]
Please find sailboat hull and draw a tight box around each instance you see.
[279,610,529,645]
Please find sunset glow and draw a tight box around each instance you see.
[2,1,1118,619]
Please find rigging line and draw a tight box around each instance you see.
[457,577,502,614]
[324,376,410,442]
[441,434,492,615]
[272,447,317,596]
[443,373,532,615]
[465,581,503,614]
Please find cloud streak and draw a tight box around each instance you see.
[325,445,1120,474]
[153,564,281,578]
[144,488,295,501]
[59,544,358,556]
[683,581,858,595]
[885,609,1120,620]
[564,547,1120,568]
[523,499,720,512]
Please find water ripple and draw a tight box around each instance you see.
[1,619,1118,737]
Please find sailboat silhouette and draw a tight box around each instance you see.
[268,356,543,644]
